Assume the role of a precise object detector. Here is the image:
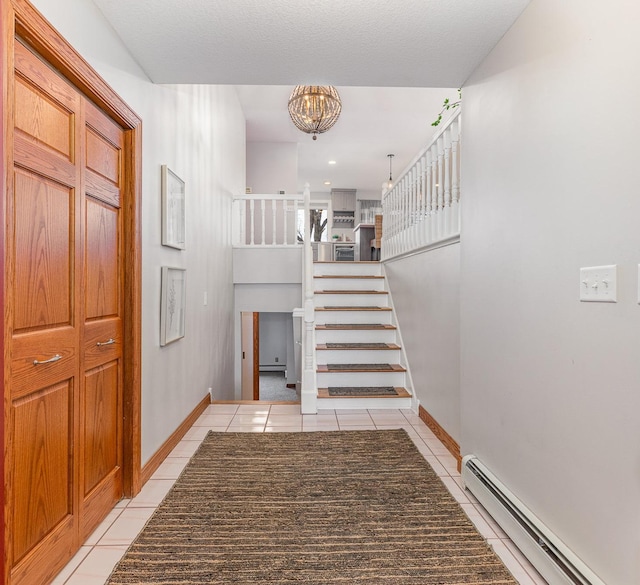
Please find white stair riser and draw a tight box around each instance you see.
[317,371,406,387]
[318,397,412,410]
[313,263,382,277]
[315,310,392,325]
[314,293,389,307]
[316,349,401,364]
[314,278,385,291]
[315,329,398,344]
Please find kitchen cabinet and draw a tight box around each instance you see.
[331,188,356,228]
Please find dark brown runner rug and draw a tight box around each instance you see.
[107,430,517,584]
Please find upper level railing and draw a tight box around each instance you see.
[233,194,303,247]
[382,110,461,260]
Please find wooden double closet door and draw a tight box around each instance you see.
[6,39,126,584]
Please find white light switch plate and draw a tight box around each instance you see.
[579,265,617,302]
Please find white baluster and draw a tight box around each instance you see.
[419,155,427,248]
[443,127,452,238]
[426,149,433,245]
[260,199,266,245]
[410,168,417,251]
[235,199,242,246]
[451,120,461,235]
[249,199,255,246]
[436,136,445,242]
[294,198,300,246]
[272,199,277,246]
[283,199,288,246]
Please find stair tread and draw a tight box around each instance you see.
[315,275,384,279]
[318,387,411,399]
[316,306,391,311]
[316,323,396,330]
[317,343,401,350]
[317,363,406,373]
[315,289,387,294]
[314,261,380,264]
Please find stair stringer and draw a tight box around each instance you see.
[380,262,419,412]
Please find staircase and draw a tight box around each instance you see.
[313,261,412,410]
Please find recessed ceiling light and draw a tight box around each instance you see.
[328,160,337,165]
[324,181,331,185]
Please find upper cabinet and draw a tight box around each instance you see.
[331,188,356,211]
[331,188,356,228]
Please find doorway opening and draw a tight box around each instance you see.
[241,311,300,402]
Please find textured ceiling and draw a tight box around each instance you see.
[92,0,529,86]
[91,0,530,193]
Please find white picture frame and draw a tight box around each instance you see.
[161,165,186,249]
[160,266,186,346]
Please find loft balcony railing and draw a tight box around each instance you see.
[232,194,303,247]
[382,109,461,260]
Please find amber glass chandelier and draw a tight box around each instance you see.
[288,86,342,140]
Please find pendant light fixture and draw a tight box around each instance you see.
[288,86,342,140]
[387,153,395,189]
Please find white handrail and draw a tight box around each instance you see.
[381,109,461,260]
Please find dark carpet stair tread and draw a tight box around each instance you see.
[316,323,396,330]
[317,343,401,350]
[316,306,391,311]
[318,386,411,398]
[315,289,388,294]
[317,363,406,372]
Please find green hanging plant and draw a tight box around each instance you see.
[431,88,462,127]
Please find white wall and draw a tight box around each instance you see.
[32,0,246,464]
[247,142,298,194]
[461,1,640,583]
[259,312,288,368]
[384,244,460,440]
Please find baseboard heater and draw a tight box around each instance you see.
[461,455,605,585]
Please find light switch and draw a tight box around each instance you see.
[203,291,208,306]
[579,265,617,302]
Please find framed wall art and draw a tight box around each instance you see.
[161,165,186,249]
[160,266,186,346]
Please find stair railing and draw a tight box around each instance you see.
[232,194,303,247]
[381,109,461,260]
[300,183,318,413]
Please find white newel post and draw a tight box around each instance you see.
[301,183,317,414]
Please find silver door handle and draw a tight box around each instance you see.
[33,354,62,365]
[96,338,115,347]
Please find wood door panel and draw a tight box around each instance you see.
[82,361,120,495]
[85,197,119,320]
[14,133,76,187]
[11,326,77,400]
[85,169,120,207]
[14,40,79,116]
[84,318,121,370]
[13,169,73,333]
[11,380,74,565]
[14,76,73,159]
[86,127,120,185]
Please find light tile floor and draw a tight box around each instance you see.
[53,403,548,585]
